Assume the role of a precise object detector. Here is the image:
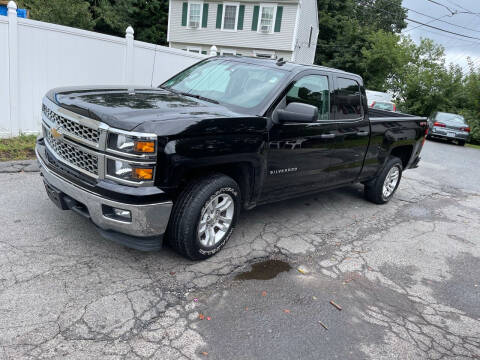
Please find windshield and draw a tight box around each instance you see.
[373,102,395,111]
[161,59,287,111]
[436,112,466,124]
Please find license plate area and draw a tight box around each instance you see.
[43,181,69,210]
[447,131,456,137]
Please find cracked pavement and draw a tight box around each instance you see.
[1,139,479,359]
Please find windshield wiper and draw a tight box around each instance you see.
[185,93,219,104]
[162,87,219,104]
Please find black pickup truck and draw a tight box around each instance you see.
[36,56,427,259]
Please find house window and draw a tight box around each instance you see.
[258,4,276,33]
[187,47,202,53]
[222,3,239,30]
[188,2,202,28]
[221,49,237,56]
[254,50,274,59]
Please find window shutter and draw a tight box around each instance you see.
[274,6,283,32]
[238,5,245,30]
[216,4,223,29]
[181,2,188,26]
[252,5,259,31]
[202,3,209,27]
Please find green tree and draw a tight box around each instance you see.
[18,0,94,30]
[315,0,408,78]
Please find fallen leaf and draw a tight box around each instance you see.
[199,314,205,320]
[193,298,198,302]
[169,271,176,275]
[312,296,317,300]
[201,351,208,356]
[297,267,307,274]
[283,309,290,313]
[261,291,267,297]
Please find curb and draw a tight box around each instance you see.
[0,159,40,173]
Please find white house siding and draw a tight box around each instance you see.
[292,0,318,64]
[171,41,293,60]
[168,0,298,52]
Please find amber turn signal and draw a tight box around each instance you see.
[134,141,155,153]
[133,168,153,180]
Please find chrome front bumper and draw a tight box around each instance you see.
[37,147,173,250]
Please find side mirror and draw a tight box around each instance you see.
[277,102,318,123]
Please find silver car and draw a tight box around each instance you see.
[427,112,471,146]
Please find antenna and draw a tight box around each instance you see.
[276,57,286,66]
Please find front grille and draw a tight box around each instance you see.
[44,125,99,176]
[42,104,100,144]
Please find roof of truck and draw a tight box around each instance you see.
[216,55,362,80]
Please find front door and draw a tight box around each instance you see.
[261,72,337,202]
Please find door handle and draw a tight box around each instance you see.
[320,133,336,139]
[356,131,370,136]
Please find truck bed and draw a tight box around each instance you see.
[369,108,426,121]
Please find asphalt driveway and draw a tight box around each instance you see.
[1,139,479,359]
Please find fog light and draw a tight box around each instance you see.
[113,208,131,219]
[103,205,132,222]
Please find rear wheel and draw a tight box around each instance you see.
[457,140,465,146]
[365,157,403,204]
[167,174,241,260]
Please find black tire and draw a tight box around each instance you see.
[364,157,403,204]
[167,174,241,260]
[457,140,465,146]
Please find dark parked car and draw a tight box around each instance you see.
[36,56,428,259]
[427,112,470,146]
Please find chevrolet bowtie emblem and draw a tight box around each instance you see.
[50,127,62,139]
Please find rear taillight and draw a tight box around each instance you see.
[433,122,446,127]
[393,104,396,112]
[371,102,376,108]
[422,122,428,145]
[461,127,470,132]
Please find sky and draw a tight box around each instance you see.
[402,0,480,72]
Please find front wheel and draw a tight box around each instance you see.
[167,174,241,260]
[365,157,403,204]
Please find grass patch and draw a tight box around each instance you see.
[0,134,37,161]
[466,143,480,150]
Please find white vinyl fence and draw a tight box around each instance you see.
[0,1,206,138]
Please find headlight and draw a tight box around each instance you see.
[107,159,154,182]
[108,133,156,155]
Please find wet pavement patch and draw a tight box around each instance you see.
[235,259,291,280]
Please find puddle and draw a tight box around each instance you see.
[234,260,291,281]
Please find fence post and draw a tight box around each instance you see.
[8,1,19,137]
[210,45,217,57]
[125,26,134,84]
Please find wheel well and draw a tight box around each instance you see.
[178,163,254,207]
[390,145,413,169]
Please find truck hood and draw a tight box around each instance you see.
[47,86,259,135]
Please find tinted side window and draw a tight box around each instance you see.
[334,77,362,120]
[286,75,330,120]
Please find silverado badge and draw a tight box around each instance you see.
[50,127,63,140]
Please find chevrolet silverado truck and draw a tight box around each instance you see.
[36,56,427,259]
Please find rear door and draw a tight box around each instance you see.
[261,71,337,201]
[327,77,370,185]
